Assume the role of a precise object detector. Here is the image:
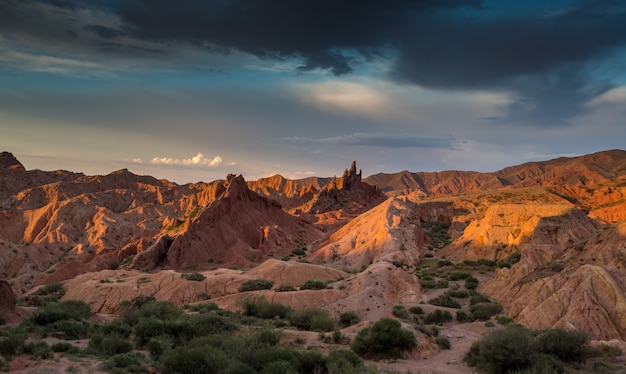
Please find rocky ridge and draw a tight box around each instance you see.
[1,150,626,346]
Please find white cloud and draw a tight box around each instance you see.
[150,152,223,167]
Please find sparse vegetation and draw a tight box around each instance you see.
[423,309,453,324]
[289,307,335,332]
[392,305,409,319]
[465,325,591,374]
[300,279,328,290]
[339,310,360,327]
[180,272,206,281]
[351,318,417,359]
[238,278,274,292]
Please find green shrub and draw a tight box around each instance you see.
[392,305,409,319]
[423,309,453,324]
[0,330,27,357]
[29,282,66,306]
[181,272,206,281]
[274,285,296,292]
[289,308,335,332]
[496,315,514,326]
[470,302,503,321]
[139,300,181,321]
[51,342,74,352]
[447,289,469,298]
[256,329,280,347]
[532,328,589,362]
[300,279,328,290]
[89,334,133,357]
[31,299,91,325]
[49,319,90,339]
[476,259,496,267]
[464,325,534,374]
[469,292,492,305]
[101,352,149,374]
[186,302,219,314]
[292,248,306,256]
[428,294,461,309]
[326,349,364,373]
[526,353,566,374]
[239,295,293,319]
[339,311,360,327]
[409,306,424,315]
[148,335,174,360]
[98,320,132,339]
[436,336,451,350]
[456,310,473,322]
[465,276,479,290]
[448,271,471,281]
[351,318,417,359]
[238,279,274,292]
[21,341,51,359]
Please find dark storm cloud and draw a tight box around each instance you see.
[2,0,626,126]
[115,0,483,76]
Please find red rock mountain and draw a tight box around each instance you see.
[2,149,626,344]
[133,174,326,270]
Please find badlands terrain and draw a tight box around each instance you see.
[1,149,626,373]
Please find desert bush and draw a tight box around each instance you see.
[476,259,496,267]
[465,325,534,374]
[326,349,364,373]
[22,341,53,360]
[392,305,409,319]
[239,295,293,319]
[456,310,473,322]
[49,319,90,339]
[447,271,471,281]
[148,335,175,360]
[469,292,492,305]
[292,248,306,256]
[496,315,514,326]
[532,328,589,362]
[590,344,623,358]
[101,352,149,374]
[351,318,417,359]
[51,342,73,352]
[465,276,479,290]
[139,300,181,321]
[447,289,469,298]
[409,306,424,315]
[181,272,206,281]
[339,310,360,327]
[28,282,66,306]
[428,294,461,309]
[423,309,453,324]
[238,279,274,292]
[255,328,280,347]
[289,308,335,332]
[185,302,219,314]
[162,345,232,374]
[470,302,503,321]
[89,334,133,357]
[274,284,296,292]
[300,279,328,290]
[436,336,451,350]
[31,300,91,325]
[0,329,27,357]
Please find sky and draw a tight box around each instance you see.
[1,0,626,184]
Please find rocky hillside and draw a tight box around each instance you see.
[2,149,626,345]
